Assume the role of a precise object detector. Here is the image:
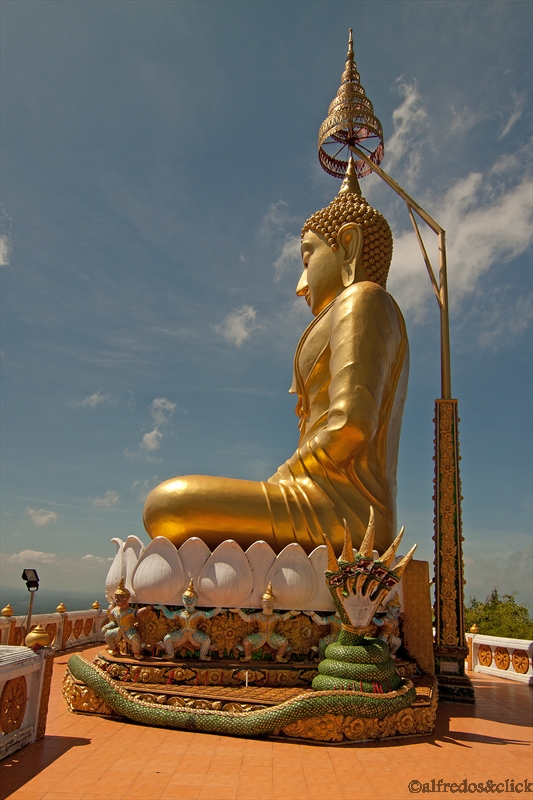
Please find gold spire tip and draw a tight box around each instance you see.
[338,155,361,196]
[347,29,354,58]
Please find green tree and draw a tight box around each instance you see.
[465,589,533,639]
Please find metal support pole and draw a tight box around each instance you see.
[26,590,36,635]
[438,231,452,401]
[349,143,474,702]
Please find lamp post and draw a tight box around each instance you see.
[21,568,40,635]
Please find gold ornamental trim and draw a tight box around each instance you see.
[434,400,466,653]
[281,678,437,743]
[37,653,55,740]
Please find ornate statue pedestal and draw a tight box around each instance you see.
[64,512,437,742]
[63,650,436,744]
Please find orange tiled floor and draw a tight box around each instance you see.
[1,643,531,800]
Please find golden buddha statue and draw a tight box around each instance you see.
[143,157,409,556]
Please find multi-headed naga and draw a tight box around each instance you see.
[313,508,416,694]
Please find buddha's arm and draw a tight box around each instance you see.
[298,282,405,465]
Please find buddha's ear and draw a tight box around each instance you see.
[338,223,363,287]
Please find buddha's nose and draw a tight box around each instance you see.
[296,271,308,296]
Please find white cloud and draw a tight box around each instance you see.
[273,235,301,281]
[138,397,177,452]
[77,390,111,408]
[260,200,294,237]
[216,305,259,347]
[150,397,176,426]
[25,507,59,527]
[387,160,533,339]
[9,549,58,564]
[92,490,120,507]
[141,428,163,451]
[450,105,487,136]
[0,205,13,267]
[5,551,112,571]
[0,235,12,267]
[126,397,177,457]
[132,475,160,502]
[81,554,111,565]
[499,93,526,139]
[386,80,428,182]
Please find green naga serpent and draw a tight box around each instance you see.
[67,510,417,736]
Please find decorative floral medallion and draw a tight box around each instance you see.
[511,649,530,675]
[494,647,510,670]
[477,644,492,667]
[0,676,27,733]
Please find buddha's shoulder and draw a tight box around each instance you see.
[336,281,400,313]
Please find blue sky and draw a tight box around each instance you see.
[1,1,531,609]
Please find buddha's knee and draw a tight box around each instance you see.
[143,476,204,537]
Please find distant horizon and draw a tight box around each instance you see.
[1,585,107,617]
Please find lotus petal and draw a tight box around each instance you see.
[242,541,276,608]
[197,540,253,607]
[178,537,211,579]
[105,538,124,602]
[131,537,186,605]
[308,546,336,611]
[123,535,145,599]
[266,544,316,609]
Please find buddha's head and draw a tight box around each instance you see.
[297,156,393,315]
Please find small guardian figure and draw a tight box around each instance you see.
[103,577,149,660]
[304,611,342,660]
[231,583,300,663]
[156,579,222,661]
[374,592,402,656]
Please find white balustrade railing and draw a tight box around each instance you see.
[466,633,533,684]
[0,645,55,760]
[0,608,107,651]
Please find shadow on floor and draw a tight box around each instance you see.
[0,735,90,799]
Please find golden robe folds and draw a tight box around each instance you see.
[143,281,408,555]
